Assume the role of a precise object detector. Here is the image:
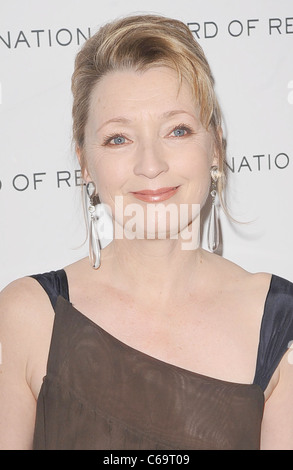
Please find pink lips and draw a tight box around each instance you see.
[131,186,180,202]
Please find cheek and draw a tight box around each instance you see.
[85,154,127,204]
[178,147,211,180]
[177,147,212,202]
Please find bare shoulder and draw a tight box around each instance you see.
[0,276,54,449]
[0,275,54,332]
[206,252,272,297]
[204,253,273,345]
[0,276,55,394]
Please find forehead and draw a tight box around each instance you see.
[88,67,198,122]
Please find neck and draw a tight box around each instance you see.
[104,234,204,303]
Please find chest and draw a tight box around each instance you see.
[33,296,265,450]
[73,289,262,385]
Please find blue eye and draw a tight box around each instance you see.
[111,136,125,145]
[171,127,190,137]
[174,129,185,136]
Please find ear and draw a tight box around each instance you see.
[212,153,219,168]
[212,126,223,168]
[76,145,91,183]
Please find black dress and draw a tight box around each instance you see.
[31,270,293,450]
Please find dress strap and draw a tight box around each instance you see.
[253,274,293,391]
[30,269,69,308]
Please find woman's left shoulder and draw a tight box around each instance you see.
[209,253,272,294]
[247,270,293,309]
[218,253,292,289]
[205,251,293,310]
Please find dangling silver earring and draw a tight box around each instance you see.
[207,166,220,252]
[86,182,101,269]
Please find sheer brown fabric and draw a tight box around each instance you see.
[33,296,264,450]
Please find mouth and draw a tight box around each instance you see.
[130,186,180,202]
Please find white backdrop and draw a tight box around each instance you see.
[1,0,293,290]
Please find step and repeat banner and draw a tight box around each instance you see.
[1,0,292,289]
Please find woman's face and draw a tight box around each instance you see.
[81,67,217,240]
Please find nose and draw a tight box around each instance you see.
[133,141,169,179]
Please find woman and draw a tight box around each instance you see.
[0,14,293,450]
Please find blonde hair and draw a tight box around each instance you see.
[71,14,226,205]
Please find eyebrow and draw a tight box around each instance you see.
[96,109,196,133]
[96,117,132,133]
[161,109,196,119]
